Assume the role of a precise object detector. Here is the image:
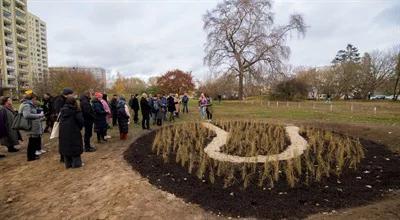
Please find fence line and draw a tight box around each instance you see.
[234,100,391,115]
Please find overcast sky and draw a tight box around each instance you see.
[28,0,400,82]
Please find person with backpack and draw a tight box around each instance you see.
[205,94,213,121]
[0,96,21,155]
[117,97,130,140]
[154,94,164,126]
[128,94,140,124]
[20,92,45,161]
[59,96,85,169]
[140,93,151,130]
[199,93,208,120]
[182,93,189,113]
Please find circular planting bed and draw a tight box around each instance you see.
[124,121,400,219]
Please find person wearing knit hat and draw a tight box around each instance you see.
[62,88,74,96]
[92,92,108,143]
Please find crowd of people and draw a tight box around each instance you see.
[0,88,214,169]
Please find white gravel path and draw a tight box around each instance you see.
[202,122,308,163]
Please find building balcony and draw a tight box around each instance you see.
[7,65,15,70]
[17,33,27,41]
[6,56,14,61]
[3,0,11,6]
[16,16,26,25]
[7,74,16,79]
[4,35,13,42]
[17,42,28,49]
[16,0,26,7]
[18,59,28,65]
[2,6,11,13]
[16,24,26,32]
[19,76,29,82]
[5,46,13,52]
[18,51,27,57]
[3,25,12,33]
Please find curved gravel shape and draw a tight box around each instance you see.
[202,122,308,163]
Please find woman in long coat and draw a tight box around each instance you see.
[92,92,108,143]
[140,93,151,130]
[117,97,130,140]
[59,97,84,168]
[0,96,21,153]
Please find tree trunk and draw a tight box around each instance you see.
[393,76,400,100]
[238,71,244,100]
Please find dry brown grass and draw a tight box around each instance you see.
[215,120,289,156]
[151,122,365,189]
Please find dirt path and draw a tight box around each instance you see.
[0,127,218,220]
[1,122,400,219]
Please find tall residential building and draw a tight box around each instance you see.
[0,0,48,97]
[27,12,48,86]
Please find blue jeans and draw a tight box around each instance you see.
[200,106,206,119]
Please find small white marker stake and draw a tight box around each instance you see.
[351,104,354,113]
[276,101,279,107]
[330,104,333,112]
[374,107,377,114]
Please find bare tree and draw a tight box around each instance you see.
[203,0,306,100]
[393,52,400,100]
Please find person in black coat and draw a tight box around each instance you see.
[140,93,151,130]
[79,91,96,152]
[167,94,176,122]
[117,97,130,140]
[42,93,54,133]
[110,94,118,127]
[92,92,108,143]
[54,88,74,163]
[128,94,140,124]
[59,97,84,169]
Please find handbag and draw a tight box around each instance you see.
[12,113,32,131]
[50,113,61,140]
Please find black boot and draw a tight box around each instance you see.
[8,146,19,153]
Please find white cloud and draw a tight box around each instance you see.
[28,0,399,81]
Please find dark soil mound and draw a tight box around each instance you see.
[124,131,400,219]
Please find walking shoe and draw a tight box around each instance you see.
[35,150,42,156]
[40,149,47,154]
[0,154,5,159]
[104,135,111,139]
[85,147,96,152]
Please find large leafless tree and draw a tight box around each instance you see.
[203,0,306,99]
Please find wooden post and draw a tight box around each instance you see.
[330,104,333,112]
[351,104,354,113]
[276,101,279,107]
[374,107,377,114]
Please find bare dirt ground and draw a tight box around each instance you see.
[1,120,400,219]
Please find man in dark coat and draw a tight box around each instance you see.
[117,98,130,140]
[92,92,108,143]
[167,94,176,122]
[80,91,96,152]
[42,93,54,133]
[140,93,151,130]
[128,94,140,124]
[59,97,84,169]
[110,94,118,127]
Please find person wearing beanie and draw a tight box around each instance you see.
[92,92,108,143]
[101,93,112,139]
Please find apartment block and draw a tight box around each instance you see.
[27,12,48,85]
[0,0,48,97]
